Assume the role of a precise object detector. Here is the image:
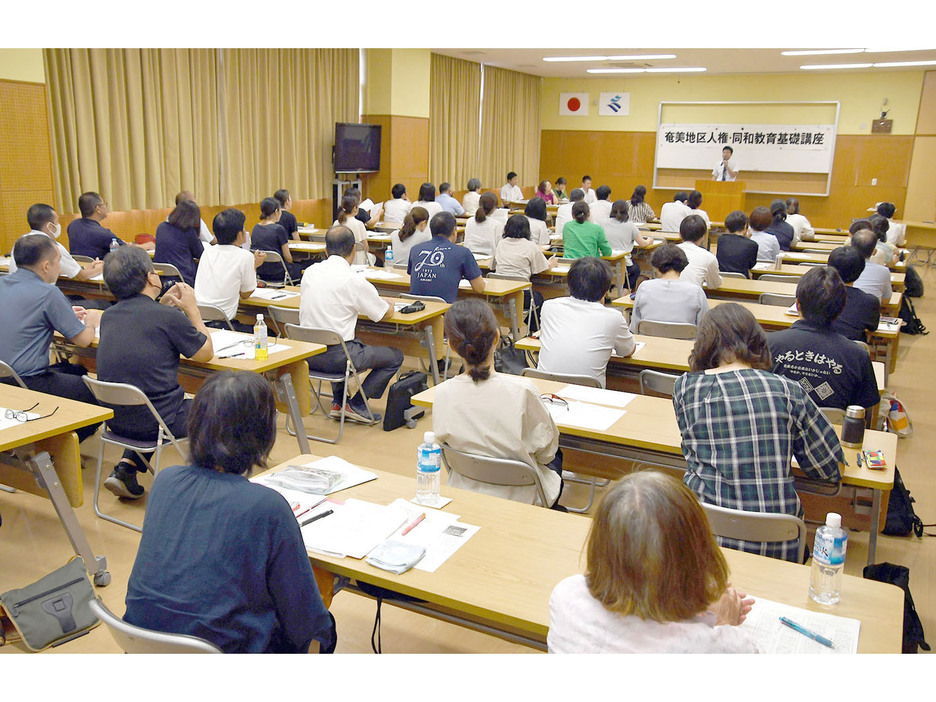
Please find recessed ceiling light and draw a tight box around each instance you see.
[800,63,874,70]
[873,60,936,68]
[782,49,863,56]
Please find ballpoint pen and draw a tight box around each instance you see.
[779,617,834,648]
[401,513,426,536]
[301,509,334,527]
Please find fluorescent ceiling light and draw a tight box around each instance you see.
[782,49,863,56]
[800,63,873,70]
[543,55,609,63]
[645,67,706,73]
[587,68,645,74]
[588,66,705,74]
[544,54,676,63]
[873,60,936,68]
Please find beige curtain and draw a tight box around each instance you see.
[219,49,359,203]
[45,49,219,212]
[430,54,481,190]
[479,66,542,191]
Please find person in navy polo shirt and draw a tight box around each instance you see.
[66,191,125,260]
[407,211,484,303]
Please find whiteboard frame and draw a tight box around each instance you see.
[653,101,841,197]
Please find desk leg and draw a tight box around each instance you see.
[312,566,336,609]
[273,372,311,455]
[424,324,440,385]
[613,262,624,298]
[868,489,881,567]
[505,293,521,342]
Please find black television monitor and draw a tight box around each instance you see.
[334,122,381,174]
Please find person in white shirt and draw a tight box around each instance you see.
[877,202,906,246]
[299,225,403,424]
[389,206,430,267]
[554,188,584,236]
[11,204,104,283]
[581,175,597,204]
[432,298,564,509]
[383,183,412,223]
[538,257,636,388]
[175,191,216,245]
[523,197,552,245]
[784,198,814,244]
[332,194,371,266]
[548,472,756,654]
[676,215,721,289]
[748,206,781,263]
[413,182,444,221]
[500,172,524,204]
[588,185,613,223]
[851,228,893,304]
[462,178,482,216]
[686,190,711,229]
[463,192,505,257]
[659,192,692,233]
[604,200,654,290]
[493,215,557,331]
[630,245,709,331]
[711,145,739,182]
[194,209,265,333]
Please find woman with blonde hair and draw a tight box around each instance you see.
[389,206,430,267]
[548,471,756,653]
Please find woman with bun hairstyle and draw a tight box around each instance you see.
[463,192,505,257]
[562,201,611,260]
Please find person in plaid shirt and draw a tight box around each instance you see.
[673,303,844,563]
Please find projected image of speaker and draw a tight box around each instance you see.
[333,122,382,174]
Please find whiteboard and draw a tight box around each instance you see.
[656,122,836,174]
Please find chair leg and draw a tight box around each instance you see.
[93,438,142,533]
[563,475,598,514]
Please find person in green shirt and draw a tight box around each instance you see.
[562,201,611,260]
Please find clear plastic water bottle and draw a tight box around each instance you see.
[809,512,847,604]
[254,314,268,360]
[385,247,394,268]
[416,431,441,505]
[109,237,120,254]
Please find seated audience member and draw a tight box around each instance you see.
[868,214,898,266]
[332,194,370,266]
[97,246,213,498]
[581,175,597,204]
[383,183,412,223]
[524,197,552,245]
[154,199,204,286]
[436,182,465,216]
[674,303,843,562]
[462,178,482,216]
[677,215,721,289]
[254,197,307,282]
[604,199,653,290]
[300,226,403,424]
[623,185,655,224]
[631,245,709,331]
[827,246,880,341]
[413,182,444,221]
[67,191,126,260]
[123,371,336,654]
[175,191,216,245]
[715,210,758,278]
[408,212,484,302]
[748,206,780,263]
[500,171,524,204]
[659,191,691,232]
[785,198,814,243]
[493,215,556,330]
[552,177,568,202]
[765,199,795,251]
[877,202,906,246]
[389,206,430,266]
[850,228,893,304]
[433,299,563,509]
[849,219,872,236]
[554,188,584,235]
[548,471,757,654]
[562,201,611,260]
[342,186,382,229]
[767,266,880,412]
[589,185,613,223]
[686,190,710,228]
[9,203,104,282]
[538,257,635,387]
[464,192,505,257]
[0,234,102,441]
[272,189,299,241]
[195,209,265,332]
[536,180,557,205]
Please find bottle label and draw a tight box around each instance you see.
[813,530,847,566]
[417,446,441,473]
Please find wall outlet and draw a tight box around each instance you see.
[871,178,878,186]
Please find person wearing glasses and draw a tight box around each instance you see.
[0,234,102,442]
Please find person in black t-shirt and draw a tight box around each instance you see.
[715,210,759,278]
[273,189,300,240]
[827,246,880,342]
[765,199,795,251]
[767,266,879,412]
[251,197,309,283]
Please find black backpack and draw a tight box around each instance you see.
[882,467,925,537]
[863,562,930,653]
[903,265,924,298]
[898,296,927,335]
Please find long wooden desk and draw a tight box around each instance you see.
[412,378,896,566]
[710,277,903,315]
[260,455,902,653]
[751,264,906,292]
[0,385,114,585]
[530,251,630,299]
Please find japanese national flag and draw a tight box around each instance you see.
[559,92,589,116]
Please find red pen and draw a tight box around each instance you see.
[401,513,426,536]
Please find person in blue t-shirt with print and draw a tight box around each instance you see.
[407,212,484,303]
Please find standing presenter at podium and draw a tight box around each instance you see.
[712,146,739,182]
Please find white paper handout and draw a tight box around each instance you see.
[545,400,626,431]
[300,498,407,559]
[249,288,300,301]
[785,303,800,316]
[209,330,290,359]
[753,262,773,270]
[365,270,404,281]
[551,265,571,273]
[739,596,860,654]
[254,456,378,497]
[0,407,40,431]
[386,498,479,573]
[558,384,637,409]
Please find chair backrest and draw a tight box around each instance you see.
[0,360,27,388]
[638,369,679,398]
[88,599,221,654]
[635,320,698,340]
[197,303,233,329]
[701,502,807,564]
[488,272,529,282]
[268,304,300,327]
[82,377,177,439]
[283,323,344,348]
[400,292,447,303]
[258,249,292,285]
[756,274,793,284]
[720,271,747,279]
[802,248,830,254]
[392,260,409,270]
[152,262,183,279]
[439,441,548,507]
[758,292,797,307]
[853,339,872,355]
[520,367,601,388]
[71,254,94,263]
[820,407,846,424]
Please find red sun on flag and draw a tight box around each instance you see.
[567,97,581,112]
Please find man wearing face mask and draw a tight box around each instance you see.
[9,204,105,282]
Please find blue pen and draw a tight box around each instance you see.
[779,616,834,648]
